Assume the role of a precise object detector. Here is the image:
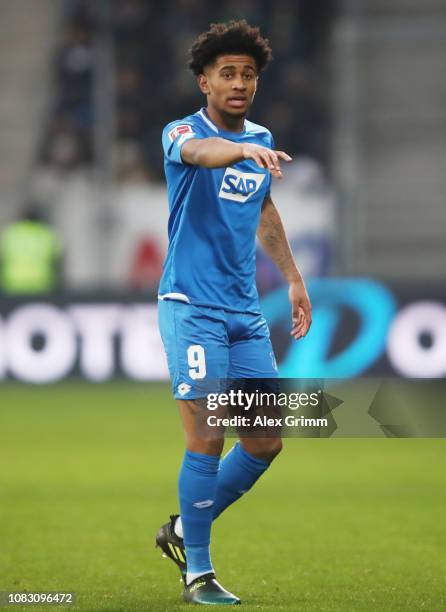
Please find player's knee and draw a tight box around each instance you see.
[263,437,283,460]
[187,437,224,457]
[243,437,282,461]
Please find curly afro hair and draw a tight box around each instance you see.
[188,20,273,75]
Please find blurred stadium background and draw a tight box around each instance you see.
[1,1,445,610]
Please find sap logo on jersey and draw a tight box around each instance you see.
[219,167,266,203]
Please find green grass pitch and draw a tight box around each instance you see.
[1,382,445,611]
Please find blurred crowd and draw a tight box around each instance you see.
[38,0,336,181]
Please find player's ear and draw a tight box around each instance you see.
[197,74,210,95]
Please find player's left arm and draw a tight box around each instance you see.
[257,194,312,339]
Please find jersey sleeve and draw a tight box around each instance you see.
[162,119,206,165]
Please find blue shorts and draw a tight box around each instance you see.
[158,299,278,399]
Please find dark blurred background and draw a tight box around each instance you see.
[39,0,335,180]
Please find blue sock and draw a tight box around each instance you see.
[178,450,220,577]
[212,442,270,520]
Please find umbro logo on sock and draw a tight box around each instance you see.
[192,499,214,509]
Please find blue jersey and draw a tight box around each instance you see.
[158,107,274,314]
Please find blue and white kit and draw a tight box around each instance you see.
[158,108,278,398]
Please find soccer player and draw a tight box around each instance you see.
[156,20,312,605]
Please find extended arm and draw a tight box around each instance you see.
[181,138,291,178]
[257,195,312,339]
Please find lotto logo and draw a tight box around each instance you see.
[193,499,214,509]
[168,124,193,141]
[219,167,266,203]
[177,382,191,396]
